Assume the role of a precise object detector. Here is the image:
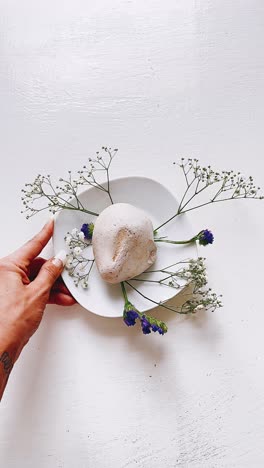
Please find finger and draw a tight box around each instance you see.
[28,258,70,293]
[52,280,71,296]
[30,250,67,294]
[28,257,46,280]
[10,219,54,267]
[48,292,76,306]
[28,257,74,297]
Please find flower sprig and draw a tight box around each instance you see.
[126,257,222,317]
[181,288,222,314]
[65,227,91,250]
[21,147,117,219]
[154,229,214,246]
[64,228,94,288]
[155,159,263,231]
[121,283,168,335]
[75,146,117,204]
[81,223,94,240]
[130,257,207,290]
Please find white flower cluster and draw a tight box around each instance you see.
[177,257,222,313]
[183,289,223,314]
[156,257,207,292]
[21,147,118,219]
[179,257,208,290]
[134,257,221,315]
[155,158,263,232]
[64,228,94,289]
[178,158,263,200]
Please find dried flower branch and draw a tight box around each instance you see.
[155,159,263,231]
[154,229,214,246]
[127,257,222,317]
[21,147,117,219]
[64,228,94,288]
[121,282,168,335]
[75,146,118,204]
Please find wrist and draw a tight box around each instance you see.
[0,332,24,401]
[0,326,25,367]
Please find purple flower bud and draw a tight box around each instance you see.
[198,229,214,246]
[123,309,139,327]
[141,316,151,335]
[81,222,94,240]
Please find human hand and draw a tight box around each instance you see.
[0,219,75,360]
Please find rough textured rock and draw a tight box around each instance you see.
[92,203,157,284]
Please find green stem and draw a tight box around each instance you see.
[155,237,197,245]
[120,282,129,305]
[154,231,204,245]
[154,195,261,232]
[125,281,188,315]
[63,206,99,217]
[154,211,182,231]
[106,168,114,204]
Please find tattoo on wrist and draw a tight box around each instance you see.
[0,351,13,375]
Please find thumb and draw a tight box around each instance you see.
[31,250,67,294]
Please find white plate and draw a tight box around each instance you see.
[53,176,197,317]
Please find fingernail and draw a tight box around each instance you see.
[44,217,54,228]
[52,250,67,267]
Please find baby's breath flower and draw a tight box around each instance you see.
[65,236,72,245]
[193,304,205,312]
[155,159,263,232]
[65,255,74,269]
[21,147,118,219]
[73,246,82,256]
[81,279,89,289]
[78,231,85,241]
[79,261,88,271]
[182,290,223,314]
[128,257,222,316]
[64,226,95,288]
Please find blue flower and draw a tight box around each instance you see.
[123,309,139,327]
[81,222,94,240]
[141,316,152,335]
[198,229,214,246]
[122,301,168,336]
[151,324,165,335]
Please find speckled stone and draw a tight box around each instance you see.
[92,203,157,283]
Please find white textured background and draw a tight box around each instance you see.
[1,1,264,467]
